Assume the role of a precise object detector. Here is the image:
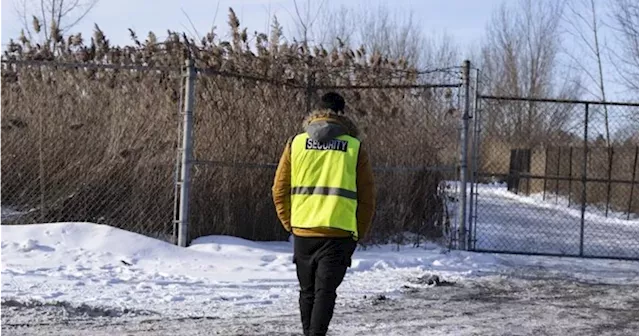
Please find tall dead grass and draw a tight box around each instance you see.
[1,9,460,244]
[1,65,180,237]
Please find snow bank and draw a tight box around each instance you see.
[2,222,637,317]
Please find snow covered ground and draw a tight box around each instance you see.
[1,183,638,335]
[0,222,493,317]
[472,183,639,259]
[2,221,638,335]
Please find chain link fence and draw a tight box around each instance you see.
[1,60,182,241]
[2,58,465,248]
[469,96,639,259]
[186,66,308,243]
[186,64,464,246]
[9,58,634,259]
[5,4,634,259]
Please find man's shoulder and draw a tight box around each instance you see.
[289,133,306,144]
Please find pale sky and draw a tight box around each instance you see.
[1,0,498,48]
[0,0,636,101]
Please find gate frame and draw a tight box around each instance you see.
[467,94,639,260]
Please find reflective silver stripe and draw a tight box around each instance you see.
[291,187,357,200]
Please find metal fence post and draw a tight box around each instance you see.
[457,60,471,250]
[472,97,483,251]
[467,67,480,250]
[580,103,589,256]
[177,59,196,247]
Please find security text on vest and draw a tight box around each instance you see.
[305,138,348,152]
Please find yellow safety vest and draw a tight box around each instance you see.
[290,133,361,239]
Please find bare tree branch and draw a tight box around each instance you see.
[41,0,49,39]
[14,0,34,40]
[60,0,98,33]
[211,0,220,37]
[481,0,580,146]
[562,0,611,145]
[314,4,355,48]
[289,2,429,68]
[292,0,306,41]
[15,0,99,47]
[181,8,202,41]
[288,0,328,47]
[606,0,639,92]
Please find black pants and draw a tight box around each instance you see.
[293,236,357,336]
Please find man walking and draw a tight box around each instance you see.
[272,92,376,336]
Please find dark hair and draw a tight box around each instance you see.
[318,92,345,113]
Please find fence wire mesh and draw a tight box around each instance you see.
[188,70,307,242]
[1,61,181,241]
[1,58,463,247]
[471,96,639,259]
[188,66,463,246]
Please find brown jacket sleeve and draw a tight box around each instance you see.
[356,146,376,239]
[272,140,292,232]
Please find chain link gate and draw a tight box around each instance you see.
[468,95,639,260]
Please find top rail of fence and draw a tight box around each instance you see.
[197,67,462,90]
[2,59,464,91]
[480,94,639,107]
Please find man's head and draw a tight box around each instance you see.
[305,91,359,140]
[318,92,345,114]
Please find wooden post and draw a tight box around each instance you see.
[627,147,638,220]
[555,147,561,205]
[525,149,531,195]
[605,147,614,217]
[543,147,549,201]
[568,147,573,207]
